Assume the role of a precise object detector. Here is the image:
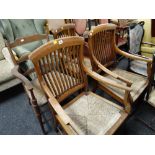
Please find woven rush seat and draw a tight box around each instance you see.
[99,68,148,102]
[58,92,128,135]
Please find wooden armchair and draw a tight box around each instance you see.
[48,20,91,70]
[51,23,76,39]
[7,34,52,134]
[87,24,152,112]
[28,36,129,135]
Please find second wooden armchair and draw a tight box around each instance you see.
[28,36,129,135]
[87,24,152,112]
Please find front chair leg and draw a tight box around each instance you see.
[29,89,47,134]
[48,104,59,133]
[32,100,47,134]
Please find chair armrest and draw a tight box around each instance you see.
[115,46,152,63]
[91,55,132,86]
[40,81,70,124]
[42,82,84,134]
[2,47,18,67]
[11,65,33,90]
[142,42,155,46]
[83,63,132,91]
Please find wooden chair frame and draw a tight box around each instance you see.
[87,24,152,113]
[45,19,76,39]
[9,34,51,134]
[28,36,130,135]
[51,23,76,39]
[6,34,49,65]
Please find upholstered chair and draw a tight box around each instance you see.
[0,32,21,92]
[128,21,155,76]
[29,36,129,135]
[46,19,65,33]
[0,19,51,71]
[139,19,155,58]
[128,21,147,76]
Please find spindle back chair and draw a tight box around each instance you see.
[29,36,129,134]
[88,24,152,112]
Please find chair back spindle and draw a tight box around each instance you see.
[88,24,117,71]
[29,37,87,102]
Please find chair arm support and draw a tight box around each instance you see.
[11,65,33,90]
[48,97,70,125]
[48,95,82,134]
[17,53,29,63]
[92,55,132,86]
[83,63,132,91]
[115,46,152,63]
[42,82,85,134]
[41,82,71,125]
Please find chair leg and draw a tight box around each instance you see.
[29,89,47,134]
[36,112,47,135]
[92,81,98,92]
[32,100,47,134]
[28,97,31,105]
[48,103,59,133]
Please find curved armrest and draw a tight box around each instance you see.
[42,82,84,134]
[115,46,152,63]
[41,82,70,124]
[83,63,132,91]
[11,65,33,90]
[92,55,132,86]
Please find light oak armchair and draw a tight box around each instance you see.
[87,24,152,112]
[28,36,129,135]
[51,23,76,39]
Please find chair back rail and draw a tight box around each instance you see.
[88,24,117,71]
[29,36,87,102]
[8,34,49,48]
[53,23,76,39]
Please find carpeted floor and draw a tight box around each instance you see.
[0,58,155,135]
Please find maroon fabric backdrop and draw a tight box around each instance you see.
[151,19,155,37]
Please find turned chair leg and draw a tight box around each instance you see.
[48,104,59,133]
[36,112,47,134]
[32,100,47,134]
[29,89,47,134]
